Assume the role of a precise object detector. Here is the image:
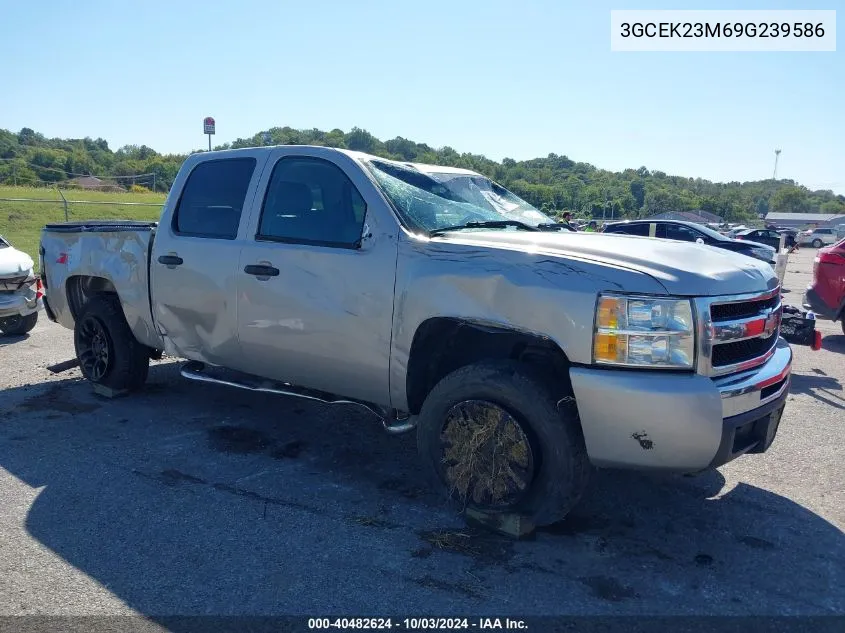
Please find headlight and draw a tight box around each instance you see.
[593,294,695,369]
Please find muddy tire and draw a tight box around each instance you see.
[416,360,591,527]
[74,294,149,391]
[0,312,38,335]
[812,239,823,248]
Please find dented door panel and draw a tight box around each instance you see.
[150,151,269,365]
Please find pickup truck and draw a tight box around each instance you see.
[40,146,792,526]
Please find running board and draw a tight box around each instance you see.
[179,361,416,435]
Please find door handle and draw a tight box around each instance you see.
[158,255,183,266]
[244,264,280,277]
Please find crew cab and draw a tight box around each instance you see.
[40,146,792,527]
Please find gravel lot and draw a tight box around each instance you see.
[0,247,842,619]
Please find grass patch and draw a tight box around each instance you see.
[0,185,166,270]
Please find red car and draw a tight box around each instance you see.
[803,237,845,335]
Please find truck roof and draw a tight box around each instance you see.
[192,146,482,177]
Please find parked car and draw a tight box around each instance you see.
[803,237,845,335]
[40,146,792,528]
[735,228,794,249]
[602,219,776,265]
[799,227,839,248]
[0,235,42,335]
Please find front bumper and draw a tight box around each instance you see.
[569,337,792,471]
[0,291,42,319]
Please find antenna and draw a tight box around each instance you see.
[773,149,781,180]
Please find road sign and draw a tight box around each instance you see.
[203,117,216,135]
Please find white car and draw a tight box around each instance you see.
[798,227,839,248]
[0,235,42,336]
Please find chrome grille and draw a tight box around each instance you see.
[695,287,783,377]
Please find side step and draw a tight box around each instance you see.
[179,361,416,435]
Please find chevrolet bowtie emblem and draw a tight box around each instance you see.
[762,310,781,338]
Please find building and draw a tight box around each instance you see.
[764,212,845,229]
[646,210,722,224]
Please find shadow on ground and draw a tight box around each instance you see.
[0,332,31,347]
[0,364,843,620]
[790,371,844,411]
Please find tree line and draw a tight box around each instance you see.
[1,126,843,221]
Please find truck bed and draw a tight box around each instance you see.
[43,220,158,232]
[40,222,163,350]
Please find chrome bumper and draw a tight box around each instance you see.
[714,340,791,418]
[569,337,792,472]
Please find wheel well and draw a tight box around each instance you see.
[405,318,572,414]
[66,275,118,320]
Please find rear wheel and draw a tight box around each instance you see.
[812,239,823,248]
[0,312,38,335]
[416,360,591,527]
[74,294,149,391]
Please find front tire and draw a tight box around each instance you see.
[0,312,38,335]
[812,239,823,248]
[416,360,591,527]
[74,294,149,391]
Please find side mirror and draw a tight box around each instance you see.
[695,238,705,245]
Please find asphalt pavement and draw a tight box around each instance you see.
[0,247,842,621]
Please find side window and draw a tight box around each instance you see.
[662,224,699,242]
[173,158,256,239]
[258,157,366,247]
[612,223,649,236]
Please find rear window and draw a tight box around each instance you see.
[173,158,257,239]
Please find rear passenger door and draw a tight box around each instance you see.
[150,152,268,364]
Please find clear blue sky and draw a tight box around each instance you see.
[1,0,841,192]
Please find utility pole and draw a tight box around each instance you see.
[152,172,156,192]
[12,164,16,186]
[773,149,781,180]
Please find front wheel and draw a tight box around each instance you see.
[416,361,591,527]
[812,239,823,248]
[74,294,149,392]
[0,312,38,335]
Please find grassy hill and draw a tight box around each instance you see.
[0,186,165,267]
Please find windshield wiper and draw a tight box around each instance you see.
[537,222,576,232]
[428,220,539,237]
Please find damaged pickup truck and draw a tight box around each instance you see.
[40,146,792,526]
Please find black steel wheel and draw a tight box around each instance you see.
[73,294,149,391]
[417,360,591,526]
[76,314,111,381]
[438,399,537,509]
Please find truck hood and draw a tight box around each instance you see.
[0,245,34,278]
[433,230,778,296]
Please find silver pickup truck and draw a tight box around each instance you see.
[40,146,792,526]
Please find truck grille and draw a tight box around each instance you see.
[711,334,779,368]
[710,294,780,322]
[696,288,783,377]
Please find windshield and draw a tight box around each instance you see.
[365,160,554,233]
[0,237,8,249]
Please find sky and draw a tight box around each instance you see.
[0,0,842,193]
